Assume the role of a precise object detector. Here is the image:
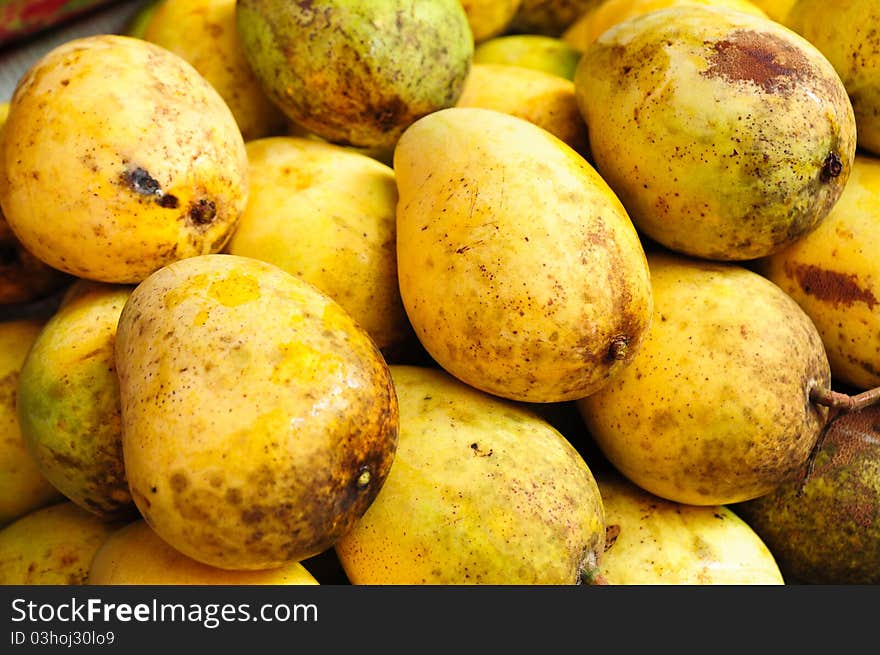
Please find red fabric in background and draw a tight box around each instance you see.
[0,0,113,47]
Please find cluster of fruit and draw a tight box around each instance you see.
[0,0,878,586]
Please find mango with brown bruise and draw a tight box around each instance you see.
[732,404,880,584]
[235,0,473,150]
[0,34,248,284]
[335,365,606,584]
[0,502,120,585]
[596,470,784,584]
[88,520,319,585]
[395,107,652,403]
[785,0,880,156]
[140,0,287,141]
[575,5,856,260]
[17,280,135,521]
[0,319,63,527]
[577,251,831,506]
[756,154,880,390]
[115,254,399,570]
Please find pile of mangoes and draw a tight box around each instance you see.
[1,0,878,586]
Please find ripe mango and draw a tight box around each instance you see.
[395,107,652,403]
[575,5,856,260]
[115,254,399,570]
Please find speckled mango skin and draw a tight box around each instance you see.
[574,6,856,261]
[756,154,880,391]
[141,0,287,141]
[115,254,399,570]
[236,0,473,150]
[395,107,652,403]
[225,137,412,359]
[562,0,769,52]
[334,365,606,585]
[0,319,63,527]
[455,63,591,159]
[0,502,120,585]
[786,0,880,155]
[473,34,582,81]
[577,251,831,506]
[0,34,249,284]
[597,471,784,584]
[88,520,319,585]
[508,0,604,37]
[17,280,135,521]
[732,404,880,584]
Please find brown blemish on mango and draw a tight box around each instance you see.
[702,30,811,93]
[787,262,878,308]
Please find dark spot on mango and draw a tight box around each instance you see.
[170,472,189,493]
[157,194,179,209]
[788,262,878,309]
[702,30,809,93]
[821,152,843,182]
[188,199,217,225]
[121,167,161,196]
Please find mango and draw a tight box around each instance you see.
[0,34,249,284]
[577,251,831,506]
[17,280,135,521]
[395,107,651,403]
[115,254,399,570]
[575,5,856,260]
[335,365,606,584]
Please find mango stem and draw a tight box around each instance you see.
[809,385,880,412]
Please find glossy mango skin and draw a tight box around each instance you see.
[0,319,63,527]
[0,34,249,284]
[756,154,880,390]
[577,251,831,506]
[575,6,856,261]
[0,502,120,585]
[141,0,287,141]
[226,137,412,359]
[395,107,652,403]
[473,34,582,80]
[786,0,880,155]
[236,0,473,150]
[597,472,784,584]
[335,365,606,585]
[115,254,399,570]
[17,280,135,521]
[88,520,319,585]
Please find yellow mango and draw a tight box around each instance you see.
[115,254,399,570]
[88,520,319,585]
[756,154,880,390]
[0,34,248,284]
[395,107,652,403]
[335,365,606,584]
[225,137,413,359]
[455,63,591,158]
[597,471,784,584]
[575,5,856,260]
